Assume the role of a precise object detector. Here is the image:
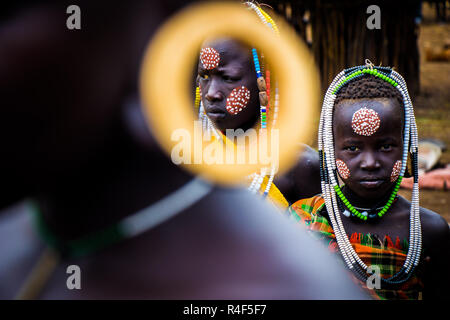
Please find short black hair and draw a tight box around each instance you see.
[334,74,403,107]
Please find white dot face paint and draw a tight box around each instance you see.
[351,107,381,136]
[390,160,402,182]
[226,86,250,115]
[336,159,350,179]
[200,47,220,70]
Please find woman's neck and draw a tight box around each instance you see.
[341,185,394,209]
[218,113,260,135]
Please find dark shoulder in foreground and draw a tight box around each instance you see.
[36,186,368,299]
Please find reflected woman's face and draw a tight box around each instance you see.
[197,38,260,132]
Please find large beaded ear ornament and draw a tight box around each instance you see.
[245,2,280,196]
[318,61,422,286]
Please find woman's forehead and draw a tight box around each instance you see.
[201,38,251,64]
[334,98,402,122]
[333,98,403,137]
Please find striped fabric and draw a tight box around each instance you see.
[288,195,424,300]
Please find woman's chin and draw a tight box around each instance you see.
[352,184,393,201]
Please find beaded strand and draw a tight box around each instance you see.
[245,2,280,196]
[194,86,201,110]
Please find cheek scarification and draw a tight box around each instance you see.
[336,159,350,180]
[351,107,381,136]
[226,86,251,115]
[200,47,220,70]
[390,160,402,182]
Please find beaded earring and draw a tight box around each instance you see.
[251,48,269,129]
[246,2,280,196]
[194,85,201,111]
[318,61,422,286]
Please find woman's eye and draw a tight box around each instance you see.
[345,146,359,152]
[199,74,209,80]
[223,75,239,83]
[381,144,392,151]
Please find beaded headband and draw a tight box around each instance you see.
[318,61,422,286]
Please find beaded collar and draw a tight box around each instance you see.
[338,185,399,222]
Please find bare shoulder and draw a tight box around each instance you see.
[417,205,450,299]
[295,144,320,169]
[275,144,321,203]
[396,196,449,252]
[419,206,450,248]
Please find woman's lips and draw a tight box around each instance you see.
[205,106,227,120]
[359,179,385,189]
[206,111,226,120]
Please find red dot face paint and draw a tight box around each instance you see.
[200,47,220,70]
[390,160,402,182]
[351,107,381,136]
[226,86,251,115]
[336,159,350,179]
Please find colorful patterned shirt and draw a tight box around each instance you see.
[288,195,425,300]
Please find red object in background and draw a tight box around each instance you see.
[401,165,450,190]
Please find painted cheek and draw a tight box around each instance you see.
[200,47,220,70]
[351,107,381,136]
[336,159,350,180]
[226,86,251,115]
[390,160,402,182]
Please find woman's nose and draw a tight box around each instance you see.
[205,79,225,101]
[360,151,381,171]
